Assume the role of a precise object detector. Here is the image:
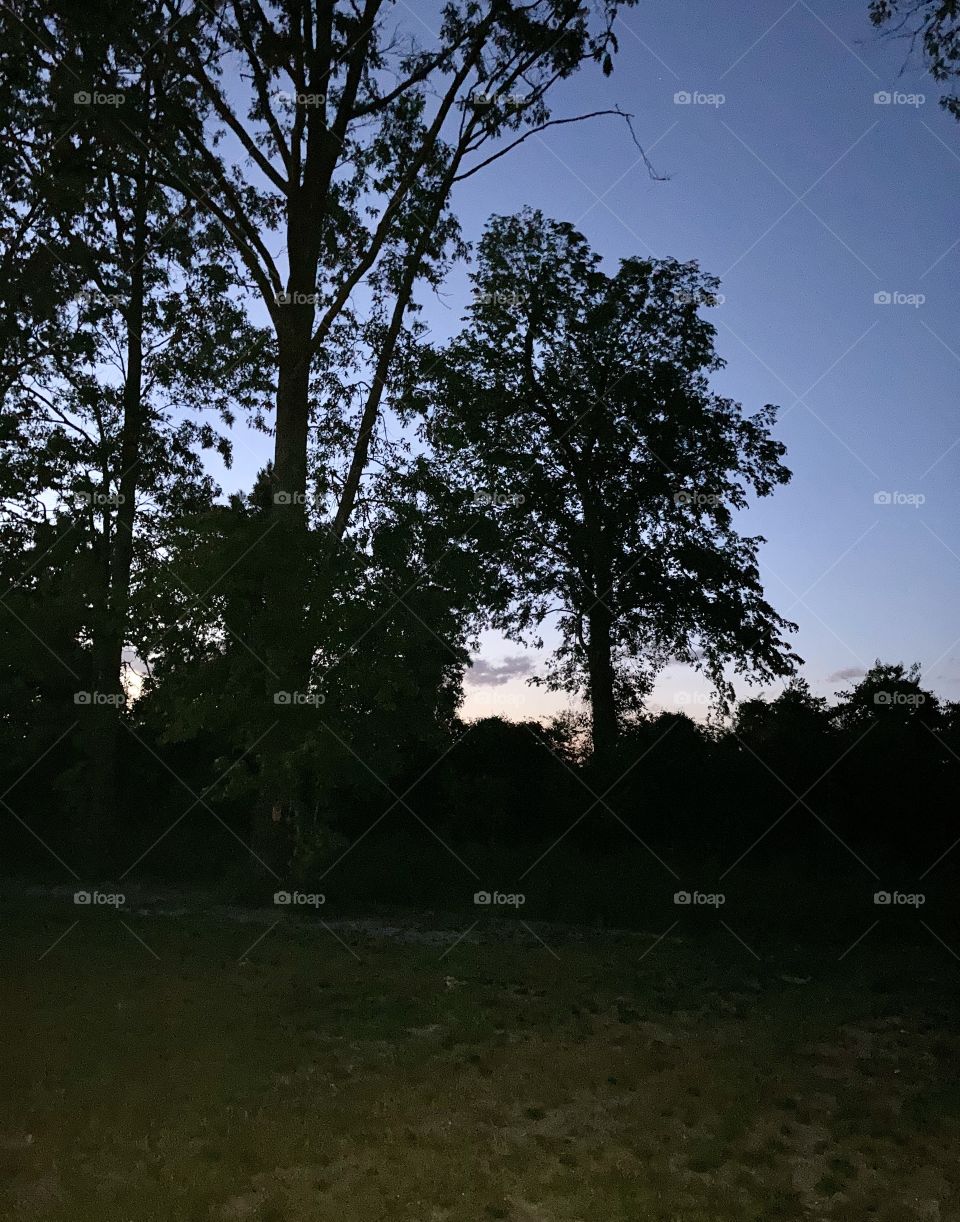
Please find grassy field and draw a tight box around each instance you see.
[2,890,959,1221]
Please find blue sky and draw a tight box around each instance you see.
[214,0,960,722]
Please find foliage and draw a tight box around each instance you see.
[421,209,799,749]
[871,0,960,119]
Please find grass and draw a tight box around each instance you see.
[1,889,959,1221]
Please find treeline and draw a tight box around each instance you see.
[1,3,956,910]
[3,656,957,892]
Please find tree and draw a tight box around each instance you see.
[0,1,271,853]
[870,1,960,119]
[833,660,940,732]
[135,441,511,881]
[728,678,838,843]
[160,0,642,536]
[423,209,799,753]
[830,661,947,862]
[134,0,649,864]
[735,678,833,766]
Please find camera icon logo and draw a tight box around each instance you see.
[874,890,891,905]
[73,890,91,904]
[473,890,492,905]
[73,90,92,104]
[273,491,292,505]
[874,91,892,105]
[874,291,892,305]
[673,890,692,905]
[273,691,292,705]
[273,890,291,905]
[674,90,692,104]
[873,491,891,505]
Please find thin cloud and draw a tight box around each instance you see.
[827,666,865,683]
[464,656,534,687]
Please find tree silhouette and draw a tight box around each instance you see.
[0,3,270,853]
[145,0,646,862]
[423,210,799,752]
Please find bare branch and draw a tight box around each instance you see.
[457,108,664,183]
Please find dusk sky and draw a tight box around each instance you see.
[212,0,960,723]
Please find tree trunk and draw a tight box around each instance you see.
[251,300,316,879]
[272,314,312,513]
[587,596,619,754]
[84,180,148,866]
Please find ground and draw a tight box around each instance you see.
[1,888,959,1221]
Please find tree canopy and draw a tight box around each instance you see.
[421,210,799,750]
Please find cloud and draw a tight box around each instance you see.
[464,656,534,687]
[669,649,706,666]
[827,667,865,683]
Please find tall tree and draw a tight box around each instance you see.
[146,0,646,863]
[423,210,799,752]
[0,1,271,854]
[161,0,641,538]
